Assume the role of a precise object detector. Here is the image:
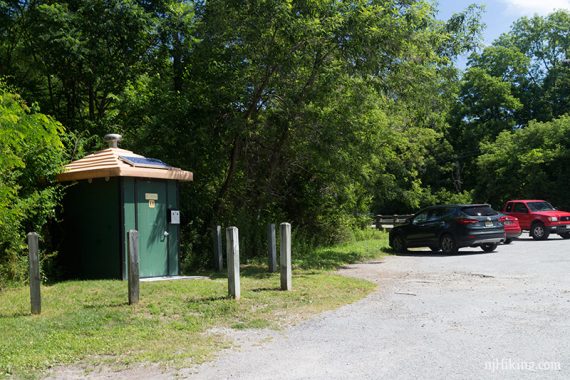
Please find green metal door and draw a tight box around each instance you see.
[136,180,168,277]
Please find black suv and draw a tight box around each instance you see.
[389,204,506,254]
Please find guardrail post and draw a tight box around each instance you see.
[128,230,140,305]
[226,227,240,300]
[280,223,292,291]
[27,232,41,315]
[267,224,277,272]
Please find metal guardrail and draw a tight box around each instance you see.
[375,214,414,231]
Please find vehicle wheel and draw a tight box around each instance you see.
[559,232,570,239]
[440,234,458,255]
[481,243,497,253]
[429,246,440,252]
[530,222,549,240]
[504,238,512,245]
[391,235,407,253]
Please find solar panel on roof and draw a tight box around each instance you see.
[119,155,172,169]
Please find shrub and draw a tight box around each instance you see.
[0,85,65,288]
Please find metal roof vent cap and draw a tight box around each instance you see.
[104,134,122,148]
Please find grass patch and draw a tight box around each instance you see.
[294,228,389,269]
[0,231,388,378]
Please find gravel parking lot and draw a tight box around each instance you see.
[188,233,570,379]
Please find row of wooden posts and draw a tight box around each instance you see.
[214,223,292,300]
[25,223,293,314]
[25,230,144,315]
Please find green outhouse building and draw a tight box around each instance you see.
[57,134,193,279]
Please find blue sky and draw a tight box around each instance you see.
[437,0,570,44]
[436,0,570,67]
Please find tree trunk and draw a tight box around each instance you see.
[88,84,95,120]
[173,32,183,92]
[210,135,242,222]
[47,74,55,114]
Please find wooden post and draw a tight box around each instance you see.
[214,225,223,271]
[280,223,292,291]
[128,230,140,305]
[27,232,41,315]
[226,227,240,300]
[267,223,277,272]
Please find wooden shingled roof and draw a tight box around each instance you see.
[57,147,193,182]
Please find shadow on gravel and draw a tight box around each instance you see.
[512,237,564,242]
[391,250,489,257]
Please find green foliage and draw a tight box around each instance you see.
[293,229,388,270]
[448,9,570,197]
[0,85,65,287]
[477,116,570,209]
[0,0,153,133]
[115,0,483,259]
[2,2,569,283]
[1,1,485,271]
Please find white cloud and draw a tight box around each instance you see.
[501,0,570,15]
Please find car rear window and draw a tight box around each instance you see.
[461,206,498,216]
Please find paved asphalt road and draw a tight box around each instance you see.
[188,233,570,379]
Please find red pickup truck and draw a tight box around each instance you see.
[502,200,570,240]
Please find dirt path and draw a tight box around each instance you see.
[47,234,570,379]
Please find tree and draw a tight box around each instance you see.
[0,84,65,287]
[495,10,570,123]
[0,0,153,135]
[448,10,570,192]
[116,0,484,257]
[477,116,570,209]
[1,0,485,270]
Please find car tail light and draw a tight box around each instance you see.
[456,218,479,225]
[499,216,515,225]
